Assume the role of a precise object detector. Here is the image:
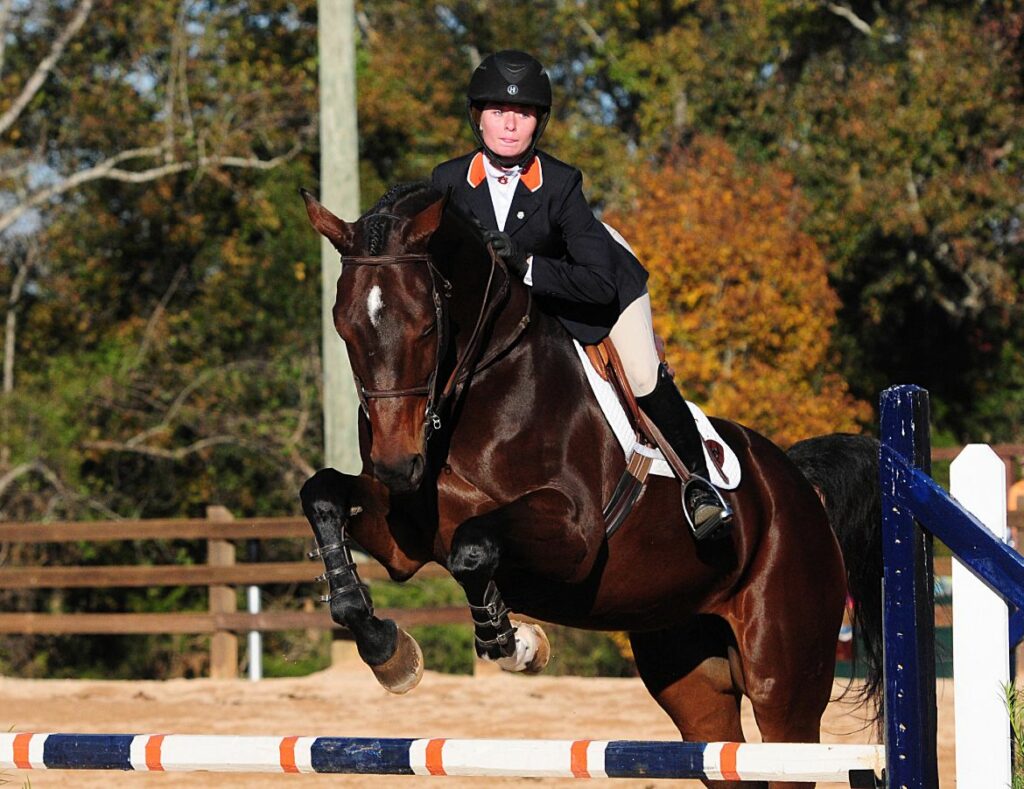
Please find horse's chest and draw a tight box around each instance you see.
[437,470,492,517]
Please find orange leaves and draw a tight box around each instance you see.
[607,138,870,444]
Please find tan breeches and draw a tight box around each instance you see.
[608,291,661,397]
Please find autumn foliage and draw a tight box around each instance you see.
[607,139,871,445]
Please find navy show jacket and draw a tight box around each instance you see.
[431,149,649,344]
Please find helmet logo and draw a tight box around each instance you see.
[506,84,518,95]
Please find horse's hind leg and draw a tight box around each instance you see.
[300,468,423,694]
[630,618,759,789]
[734,601,838,789]
[448,519,549,673]
[726,513,844,787]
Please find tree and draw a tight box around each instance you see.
[765,5,1024,440]
[0,0,317,517]
[607,138,870,445]
[0,0,326,679]
[516,1,1024,441]
[0,0,307,238]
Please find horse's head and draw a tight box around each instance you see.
[302,183,451,492]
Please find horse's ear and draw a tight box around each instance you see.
[400,191,449,251]
[300,188,354,253]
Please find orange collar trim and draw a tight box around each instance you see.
[520,157,543,192]
[465,152,543,193]
[467,152,486,188]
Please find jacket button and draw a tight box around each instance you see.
[516,211,525,219]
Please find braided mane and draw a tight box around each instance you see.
[356,180,488,263]
[361,182,443,256]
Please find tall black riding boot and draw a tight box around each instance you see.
[636,364,733,539]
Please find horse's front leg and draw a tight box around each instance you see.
[300,468,424,694]
[448,520,550,673]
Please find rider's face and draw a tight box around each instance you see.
[479,103,538,160]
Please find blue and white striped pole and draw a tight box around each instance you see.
[0,733,883,782]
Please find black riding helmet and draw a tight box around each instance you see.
[467,50,552,169]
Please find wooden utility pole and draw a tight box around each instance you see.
[318,0,361,472]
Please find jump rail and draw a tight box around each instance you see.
[0,733,884,783]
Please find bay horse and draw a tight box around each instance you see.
[299,182,883,789]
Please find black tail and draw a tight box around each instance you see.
[787,433,883,727]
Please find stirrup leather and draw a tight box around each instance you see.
[682,476,733,541]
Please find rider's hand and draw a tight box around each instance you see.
[483,230,529,279]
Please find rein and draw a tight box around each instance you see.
[343,246,531,435]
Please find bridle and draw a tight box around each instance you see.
[342,239,531,440]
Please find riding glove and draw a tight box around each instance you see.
[483,230,529,279]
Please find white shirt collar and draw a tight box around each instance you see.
[483,157,521,181]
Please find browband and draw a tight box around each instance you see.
[342,254,432,266]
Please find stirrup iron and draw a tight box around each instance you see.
[682,475,733,541]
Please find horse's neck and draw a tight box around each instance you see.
[435,234,619,467]
[450,279,620,467]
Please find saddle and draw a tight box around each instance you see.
[582,338,734,538]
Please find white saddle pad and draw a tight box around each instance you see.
[572,340,741,490]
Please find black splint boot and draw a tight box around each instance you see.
[636,365,733,540]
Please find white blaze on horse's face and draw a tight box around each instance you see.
[367,285,384,329]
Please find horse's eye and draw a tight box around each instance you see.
[420,324,436,338]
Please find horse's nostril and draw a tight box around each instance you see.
[373,454,426,494]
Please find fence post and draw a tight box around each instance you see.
[246,538,263,682]
[951,445,1011,788]
[206,505,238,679]
[879,384,938,789]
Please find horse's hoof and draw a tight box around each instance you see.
[519,622,551,674]
[370,627,423,694]
[496,620,550,674]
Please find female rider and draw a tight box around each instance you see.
[431,50,731,539]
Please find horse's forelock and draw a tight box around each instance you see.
[362,214,395,257]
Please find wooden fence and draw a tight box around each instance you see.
[2,477,1023,678]
[0,505,456,678]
